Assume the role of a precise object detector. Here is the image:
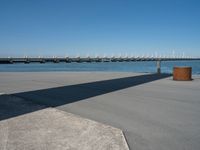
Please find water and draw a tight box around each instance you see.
[0,60,199,74]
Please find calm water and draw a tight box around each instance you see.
[0,60,200,74]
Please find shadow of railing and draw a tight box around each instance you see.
[0,73,171,121]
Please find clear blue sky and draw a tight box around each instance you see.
[0,0,200,57]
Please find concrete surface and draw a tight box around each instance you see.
[0,95,129,150]
[0,72,200,150]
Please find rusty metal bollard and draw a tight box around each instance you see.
[173,67,192,81]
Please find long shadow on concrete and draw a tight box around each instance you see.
[0,73,171,121]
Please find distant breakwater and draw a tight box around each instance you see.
[0,57,199,64]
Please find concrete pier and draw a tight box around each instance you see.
[0,72,200,150]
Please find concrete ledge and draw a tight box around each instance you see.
[0,96,129,150]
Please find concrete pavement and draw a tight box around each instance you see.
[0,72,200,150]
[0,95,129,150]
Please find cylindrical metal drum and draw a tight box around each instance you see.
[173,67,192,81]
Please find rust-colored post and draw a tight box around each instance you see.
[173,67,192,81]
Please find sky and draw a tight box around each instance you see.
[0,0,200,57]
